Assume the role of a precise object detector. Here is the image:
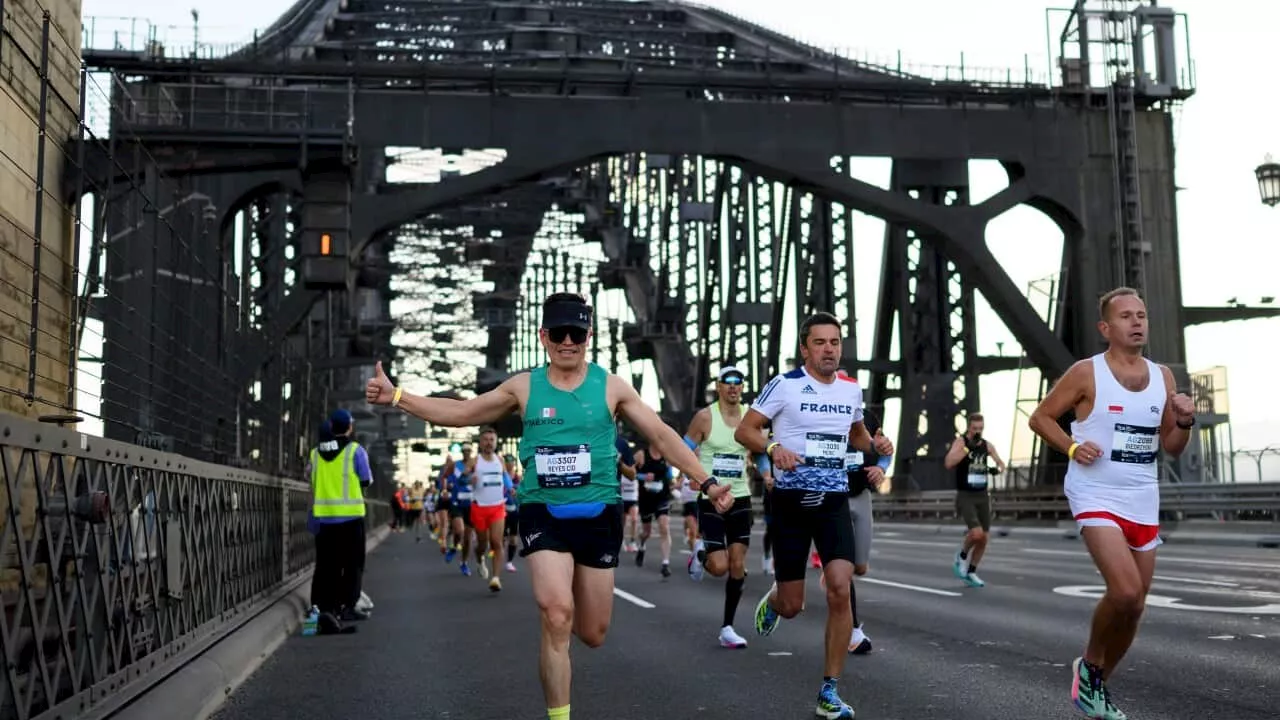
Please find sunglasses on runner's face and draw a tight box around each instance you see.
[546,326,589,345]
[720,376,744,385]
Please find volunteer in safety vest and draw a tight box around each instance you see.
[309,409,373,622]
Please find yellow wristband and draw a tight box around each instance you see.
[1067,442,1079,459]
[766,442,780,457]
[392,387,403,407]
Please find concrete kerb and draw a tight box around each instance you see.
[874,521,1280,549]
[111,525,392,720]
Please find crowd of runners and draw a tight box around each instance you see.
[350,286,1192,720]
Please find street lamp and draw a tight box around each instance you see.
[1255,156,1280,206]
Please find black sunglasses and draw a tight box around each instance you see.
[547,326,589,345]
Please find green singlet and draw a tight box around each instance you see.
[697,401,753,499]
[518,363,619,507]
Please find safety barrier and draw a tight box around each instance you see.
[872,483,1280,523]
[0,413,389,720]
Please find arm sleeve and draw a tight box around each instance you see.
[615,437,636,466]
[755,454,771,474]
[354,446,373,487]
[752,376,786,420]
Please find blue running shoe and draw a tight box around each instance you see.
[816,682,855,719]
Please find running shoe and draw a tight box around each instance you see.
[754,584,781,636]
[816,682,855,719]
[848,625,871,655]
[719,625,748,649]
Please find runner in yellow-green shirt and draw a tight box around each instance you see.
[683,365,770,649]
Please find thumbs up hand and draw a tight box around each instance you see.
[365,361,396,405]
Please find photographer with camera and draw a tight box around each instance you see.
[942,413,1005,588]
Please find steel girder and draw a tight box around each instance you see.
[284,0,920,81]
[335,93,1197,483]
[78,0,1205,484]
[869,160,983,491]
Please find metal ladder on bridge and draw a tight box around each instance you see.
[1103,0,1149,295]
[1008,276,1061,488]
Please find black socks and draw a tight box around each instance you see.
[724,575,745,627]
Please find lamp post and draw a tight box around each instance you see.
[1255,156,1280,207]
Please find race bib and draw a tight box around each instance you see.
[712,453,744,479]
[535,444,592,488]
[845,451,864,470]
[966,472,988,489]
[455,491,473,501]
[1110,424,1158,464]
[643,481,663,493]
[804,432,846,470]
[480,472,503,488]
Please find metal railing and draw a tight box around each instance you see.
[873,483,1280,523]
[80,15,1056,92]
[110,82,353,138]
[0,412,390,720]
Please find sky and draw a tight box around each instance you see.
[75,0,1280,482]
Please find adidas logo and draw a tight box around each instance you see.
[801,385,818,395]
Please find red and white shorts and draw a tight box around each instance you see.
[469,503,507,532]
[1074,510,1162,552]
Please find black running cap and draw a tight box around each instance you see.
[542,300,592,330]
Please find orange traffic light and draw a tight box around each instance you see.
[320,233,331,255]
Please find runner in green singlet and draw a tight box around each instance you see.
[365,292,732,720]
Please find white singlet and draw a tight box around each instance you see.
[753,367,863,493]
[1064,354,1167,526]
[679,478,697,503]
[472,454,508,507]
[620,473,639,502]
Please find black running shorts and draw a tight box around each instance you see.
[639,494,670,523]
[517,503,623,569]
[697,496,753,550]
[769,488,855,583]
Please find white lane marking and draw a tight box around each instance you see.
[861,577,962,597]
[613,587,656,609]
[874,538,960,549]
[1052,585,1280,615]
[768,651,793,656]
[1152,574,1239,588]
[1024,548,1280,571]
[1208,635,1235,640]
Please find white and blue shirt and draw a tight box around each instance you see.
[753,367,864,493]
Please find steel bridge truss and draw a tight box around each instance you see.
[75,0,1217,492]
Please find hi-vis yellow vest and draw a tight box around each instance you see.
[311,442,366,519]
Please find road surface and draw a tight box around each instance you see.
[214,521,1280,719]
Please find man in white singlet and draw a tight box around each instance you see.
[470,427,514,592]
[619,451,641,552]
[1029,287,1195,720]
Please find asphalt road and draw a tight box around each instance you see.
[214,521,1280,720]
